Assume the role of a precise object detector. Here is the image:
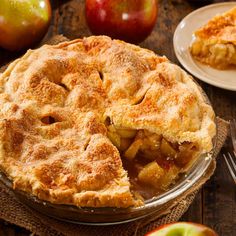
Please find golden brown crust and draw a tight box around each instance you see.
[195,7,236,43]
[0,36,216,208]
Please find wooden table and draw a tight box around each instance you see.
[0,0,235,235]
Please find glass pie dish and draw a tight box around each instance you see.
[0,147,215,225]
[0,34,217,225]
[0,81,217,225]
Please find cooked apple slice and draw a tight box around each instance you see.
[124,139,142,160]
[160,139,177,159]
[145,222,218,236]
[138,161,164,187]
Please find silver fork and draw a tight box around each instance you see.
[223,152,236,184]
[223,119,236,184]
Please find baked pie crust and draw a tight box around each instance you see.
[0,36,216,208]
[190,6,236,69]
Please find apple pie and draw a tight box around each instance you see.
[0,36,216,208]
[190,6,236,69]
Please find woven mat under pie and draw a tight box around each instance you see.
[0,35,229,236]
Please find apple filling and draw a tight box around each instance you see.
[190,38,236,69]
[107,125,200,199]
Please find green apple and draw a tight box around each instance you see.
[0,0,51,51]
[146,222,218,236]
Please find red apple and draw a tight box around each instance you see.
[0,0,51,51]
[85,0,158,44]
[145,222,218,236]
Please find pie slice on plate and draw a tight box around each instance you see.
[190,6,236,69]
[0,36,216,208]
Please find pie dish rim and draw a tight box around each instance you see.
[0,146,215,225]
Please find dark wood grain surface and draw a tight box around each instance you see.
[0,0,235,235]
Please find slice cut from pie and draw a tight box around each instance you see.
[190,6,236,69]
[0,36,216,208]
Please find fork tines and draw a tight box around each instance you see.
[223,152,236,184]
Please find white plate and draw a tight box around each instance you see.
[173,2,236,91]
